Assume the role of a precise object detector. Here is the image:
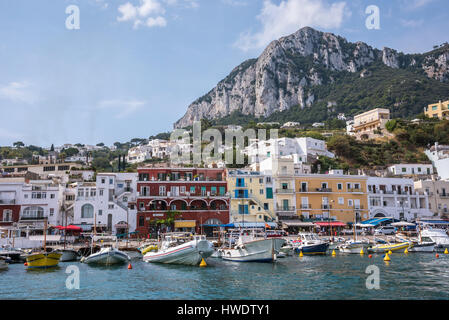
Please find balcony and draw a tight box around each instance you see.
[276,206,296,212]
[321,204,332,210]
[20,215,45,221]
[315,188,333,193]
[276,189,295,194]
[0,199,16,205]
[348,188,363,193]
[440,194,449,199]
[300,204,311,209]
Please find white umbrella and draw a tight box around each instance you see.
[391,222,415,227]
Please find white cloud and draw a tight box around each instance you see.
[234,0,349,51]
[146,16,167,27]
[97,99,146,118]
[222,0,248,7]
[0,81,37,104]
[408,0,434,9]
[117,2,138,22]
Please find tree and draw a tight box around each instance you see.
[50,144,54,152]
[13,141,24,148]
[96,143,105,147]
[92,157,112,171]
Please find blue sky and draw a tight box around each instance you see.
[0,0,447,147]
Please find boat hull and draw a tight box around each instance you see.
[0,260,8,271]
[83,248,130,266]
[26,252,62,268]
[339,243,371,254]
[143,239,214,266]
[294,242,329,255]
[368,242,410,254]
[221,238,285,262]
[58,249,79,262]
[409,242,436,252]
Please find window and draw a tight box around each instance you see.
[139,216,145,227]
[402,168,407,173]
[78,189,84,197]
[139,202,145,210]
[81,204,94,219]
[264,203,269,210]
[338,197,344,205]
[109,179,113,185]
[259,189,264,195]
[346,183,351,190]
[266,177,271,183]
[50,208,54,215]
[259,178,263,184]
[50,194,55,199]
[180,186,186,194]
[190,186,196,194]
[159,186,166,196]
[354,184,360,190]
[211,187,217,196]
[108,204,114,209]
[99,210,103,216]
[201,187,207,196]
[238,204,249,214]
[337,183,343,190]
[90,189,96,197]
[101,178,105,184]
[348,199,354,207]
[99,189,104,196]
[219,187,226,196]
[2,209,12,222]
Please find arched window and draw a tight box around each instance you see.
[81,204,94,219]
[2,209,12,222]
[23,207,44,219]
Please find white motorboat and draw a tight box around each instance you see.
[56,249,80,262]
[421,228,449,252]
[220,230,285,262]
[280,243,294,256]
[292,233,329,255]
[0,247,24,263]
[81,246,130,266]
[338,239,371,254]
[0,257,8,271]
[143,233,214,266]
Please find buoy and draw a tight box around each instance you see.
[331,250,336,257]
[199,258,207,267]
[24,262,28,266]
[128,263,132,270]
[436,254,440,259]
[368,254,372,259]
[299,250,304,258]
[384,253,391,262]
[388,250,393,255]
[444,248,448,255]
[404,248,409,254]
[360,248,364,255]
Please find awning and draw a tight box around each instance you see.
[417,220,449,225]
[282,221,316,227]
[315,221,346,227]
[391,222,415,227]
[222,222,277,228]
[175,220,196,228]
[361,217,393,226]
[115,223,129,229]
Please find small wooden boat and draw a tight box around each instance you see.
[25,218,62,269]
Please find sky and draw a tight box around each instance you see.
[0,0,447,148]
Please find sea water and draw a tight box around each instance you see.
[1,253,449,300]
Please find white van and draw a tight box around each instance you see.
[374,226,396,235]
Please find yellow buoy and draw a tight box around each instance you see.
[404,248,409,254]
[360,248,364,255]
[199,258,207,267]
[444,248,449,255]
[332,250,336,257]
[299,250,304,258]
[388,250,393,255]
[384,253,391,262]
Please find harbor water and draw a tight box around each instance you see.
[1,253,449,300]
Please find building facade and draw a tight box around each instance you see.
[227,170,275,224]
[367,177,431,221]
[387,164,434,177]
[353,108,390,140]
[136,168,229,236]
[295,173,369,223]
[414,179,449,218]
[424,100,449,120]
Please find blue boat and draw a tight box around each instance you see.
[293,233,330,255]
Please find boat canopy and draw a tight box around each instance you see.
[361,217,394,226]
[221,222,277,228]
[417,220,449,226]
[315,221,346,227]
[391,222,415,227]
[282,221,315,227]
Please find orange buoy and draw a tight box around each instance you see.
[128,263,132,269]
[369,254,372,259]
[24,262,28,266]
[436,254,440,259]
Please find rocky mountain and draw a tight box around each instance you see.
[174,27,449,129]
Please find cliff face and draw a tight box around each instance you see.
[174,27,449,129]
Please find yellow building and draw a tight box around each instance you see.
[353,108,390,140]
[424,100,449,120]
[295,172,369,223]
[227,170,276,224]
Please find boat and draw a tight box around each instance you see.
[220,233,285,262]
[56,249,80,262]
[408,241,436,252]
[292,233,329,255]
[0,257,9,271]
[338,239,371,254]
[420,228,449,252]
[0,246,25,263]
[81,246,130,265]
[280,243,294,256]
[118,246,142,260]
[25,218,62,269]
[144,232,214,266]
[368,242,411,254]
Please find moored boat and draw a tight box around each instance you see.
[339,240,371,254]
[26,251,62,269]
[420,228,449,252]
[143,233,214,266]
[81,246,130,266]
[220,235,285,262]
[0,247,25,263]
[293,233,329,255]
[56,249,80,262]
[368,242,411,254]
[0,257,9,271]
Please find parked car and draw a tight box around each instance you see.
[374,226,396,235]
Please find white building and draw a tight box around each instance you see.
[312,122,325,128]
[281,122,301,129]
[346,120,355,136]
[126,145,153,164]
[246,137,334,165]
[387,164,434,176]
[148,139,170,159]
[73,173,138,235]
[367,177,432,221]
[426,143,449,180]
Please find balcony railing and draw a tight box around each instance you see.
[315,188,333,193]
[0,199,15,205]
[276,206,296,212]
[276,189,294,194]
[300,204,311,209]
[321,204,332,210]
[440,194,449,199]
[20,215,45,221]
[348,188,363,193]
